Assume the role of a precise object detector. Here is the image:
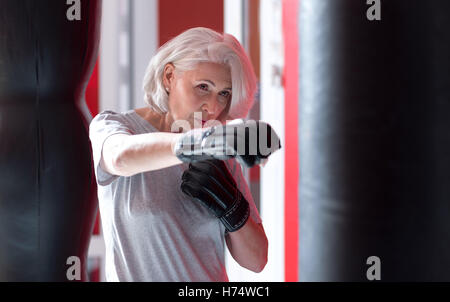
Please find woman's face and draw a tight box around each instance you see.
[163,62,232,129]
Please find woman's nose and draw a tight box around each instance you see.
[201,96,221,118]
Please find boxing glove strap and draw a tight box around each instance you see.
[220,192,250,233]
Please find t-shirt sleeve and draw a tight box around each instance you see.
[224,158,262,224]
[89,110,134,186]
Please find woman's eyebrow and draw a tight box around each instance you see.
[198,79,232,90]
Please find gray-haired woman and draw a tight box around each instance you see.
[89,27,270,282]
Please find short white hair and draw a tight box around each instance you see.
[142,27,257,119]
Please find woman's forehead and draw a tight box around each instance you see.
[186,62,232,85]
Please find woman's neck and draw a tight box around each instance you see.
[159,112,175,132]
[136,107,175,132]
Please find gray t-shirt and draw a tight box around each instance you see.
[89,109,262,282]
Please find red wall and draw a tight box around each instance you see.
[283,0,299,282]
[86,59,100,236]
[159,0,224,46]
[86,60,99,118]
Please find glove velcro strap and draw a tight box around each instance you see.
[220,193,250,233]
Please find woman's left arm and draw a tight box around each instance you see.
[180,159,268,273]
[225,218,268,273]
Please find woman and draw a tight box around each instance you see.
[89,27,268,282]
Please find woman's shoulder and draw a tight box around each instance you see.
[89,109,135,137]
[91,110,130,127]
[93,107,162,134]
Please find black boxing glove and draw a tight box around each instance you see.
[173,119,282,168]
[180,159,250,233]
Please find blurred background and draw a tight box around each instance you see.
[85,0,295,282]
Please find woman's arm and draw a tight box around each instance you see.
[102,132,183,176]
[225,218,268,273]
[180,159,268,272]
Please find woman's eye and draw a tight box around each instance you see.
[220,91,231,98]
[218,92,231,105]
[197,84,208,91]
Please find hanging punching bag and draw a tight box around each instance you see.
[0,0,101,281]
[298,0,450,281]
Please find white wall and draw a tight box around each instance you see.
[258,0,285,281]
[98,0,158,112]
[99,0,120,112]
[132,0,158,109]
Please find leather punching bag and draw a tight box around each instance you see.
[298,0,450,281]
[0,0,101,281]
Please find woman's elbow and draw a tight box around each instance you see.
[250,237,268,273]
[112,151,135,177]
[252,254,268,273]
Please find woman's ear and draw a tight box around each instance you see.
[163,63,175,91]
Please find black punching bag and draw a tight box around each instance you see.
[298,0,450,281]
[0,0,101,281]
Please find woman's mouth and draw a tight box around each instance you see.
[194,118,206,127]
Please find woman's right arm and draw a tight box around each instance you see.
[101,132,184,176]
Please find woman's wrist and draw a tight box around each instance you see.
[171,132,184,158]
